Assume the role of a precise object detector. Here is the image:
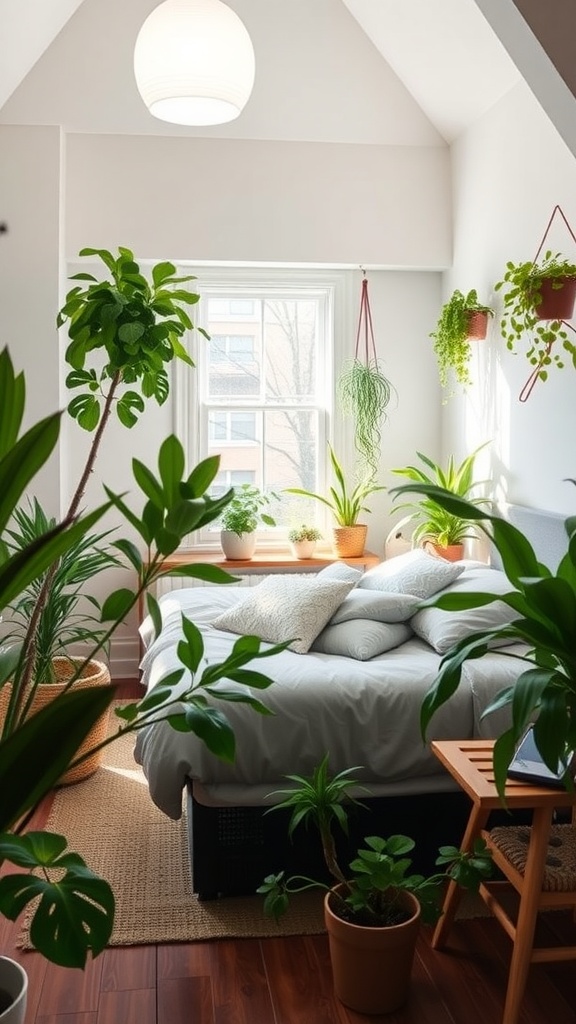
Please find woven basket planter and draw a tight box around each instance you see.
[0,657,111,785]
[331,524,368,558]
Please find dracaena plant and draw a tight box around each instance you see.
[390,479,576,797]
[258,755,491,927]
[286,444,385,527]
[0,333,286,969]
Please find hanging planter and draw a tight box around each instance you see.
[430,289,494,395]
[338,274,394,481]
[495,207,576,400]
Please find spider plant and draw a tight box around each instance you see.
[3,498,120,684]
[286,445,385,527]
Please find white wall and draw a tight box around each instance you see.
[1,126,447,675]
[0,124,63,516]
[446,79,576,515]
[65,134,451,269]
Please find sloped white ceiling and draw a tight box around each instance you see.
[0,0,523,144]
[341,0,520,141]
[0,0,444,145]
[0,0,87,109]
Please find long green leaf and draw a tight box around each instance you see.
[0,687,115,830]
[0,412,61,534]
[0,349,25,459]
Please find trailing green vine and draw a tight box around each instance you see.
[338,358,393,479]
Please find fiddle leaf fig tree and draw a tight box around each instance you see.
[0,346,287,968]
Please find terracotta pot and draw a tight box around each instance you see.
[466,310,489,340]
[331,524,367,558]
[324,885,421,1014]
[0,658,111,785]
[428,542,464,562]
[0,956,28,1024]
[532,276,576,321]
[220,530,256,560]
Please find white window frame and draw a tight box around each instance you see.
[174,266,350,549]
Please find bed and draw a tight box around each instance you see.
[134,503,567,897]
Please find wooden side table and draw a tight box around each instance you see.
[431,739,576,1024]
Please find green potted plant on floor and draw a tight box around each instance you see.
[388,478,576,797]
[390,443,490,560]
[219,484,277,560]
[286,445,385,557]
[495,251,576,383]
[288,524,322,559]
[258,756,491,1015]
[431,289,494,396]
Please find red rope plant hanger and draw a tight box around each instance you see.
[515,205,576,402]
[338,271,395,480]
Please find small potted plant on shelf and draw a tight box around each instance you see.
[288,524,322,559]
[286,445,385,558]
[258,756,491,1015]
[390,443,490,560]
[219,484,277,560]
[495,251,576,381]
[430,288,494,396]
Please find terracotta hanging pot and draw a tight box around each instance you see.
[466,310,489,340]
[532,276,576,321]
[324,885,421,1014]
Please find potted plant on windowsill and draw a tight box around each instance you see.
[288,524,322,559]
[495,251,576,383]
[390,443,490,561]
[286,445,385,558]
[219,484,277,560]
[431,289,494,397]
[258,756,491,1015]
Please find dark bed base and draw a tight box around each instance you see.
[187,785,476,899]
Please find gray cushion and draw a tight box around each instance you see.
[311,619,413,660]
[358,549,464,599]
[316,563,364,584]
[329,589,419,624]
[410,568,519,653]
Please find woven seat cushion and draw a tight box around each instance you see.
[489,824,576,892]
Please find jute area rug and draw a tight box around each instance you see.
[19,718,325,949]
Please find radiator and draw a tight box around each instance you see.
[154,566,318,600]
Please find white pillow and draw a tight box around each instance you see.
[329,589,419,625]
[358,549,464,599]
[316,563,363,584]
[311,620,412,660]
[211,575,355,654]
[410,568,519,654]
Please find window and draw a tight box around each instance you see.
[177,268,341,544]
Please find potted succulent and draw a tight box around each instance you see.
[495,251,576,384]
[430,288,494,396]
[258,756,491,1014]
[286,445,385,557]
[219,484,277,560]
[390,443,490,560]
[288,524,322,559]
[388,478,576,798]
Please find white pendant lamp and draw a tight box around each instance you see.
[134,0,255,126]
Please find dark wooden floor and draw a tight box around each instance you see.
[3,681,576,1024]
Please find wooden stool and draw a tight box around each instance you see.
[431,739,576,1024]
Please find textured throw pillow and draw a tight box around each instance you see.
[358,549,464,599]
[315,563,364,585]
[211,575,355,654]
[329,589,419,625]
[410,568,519,654]
[311,619,412,660]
